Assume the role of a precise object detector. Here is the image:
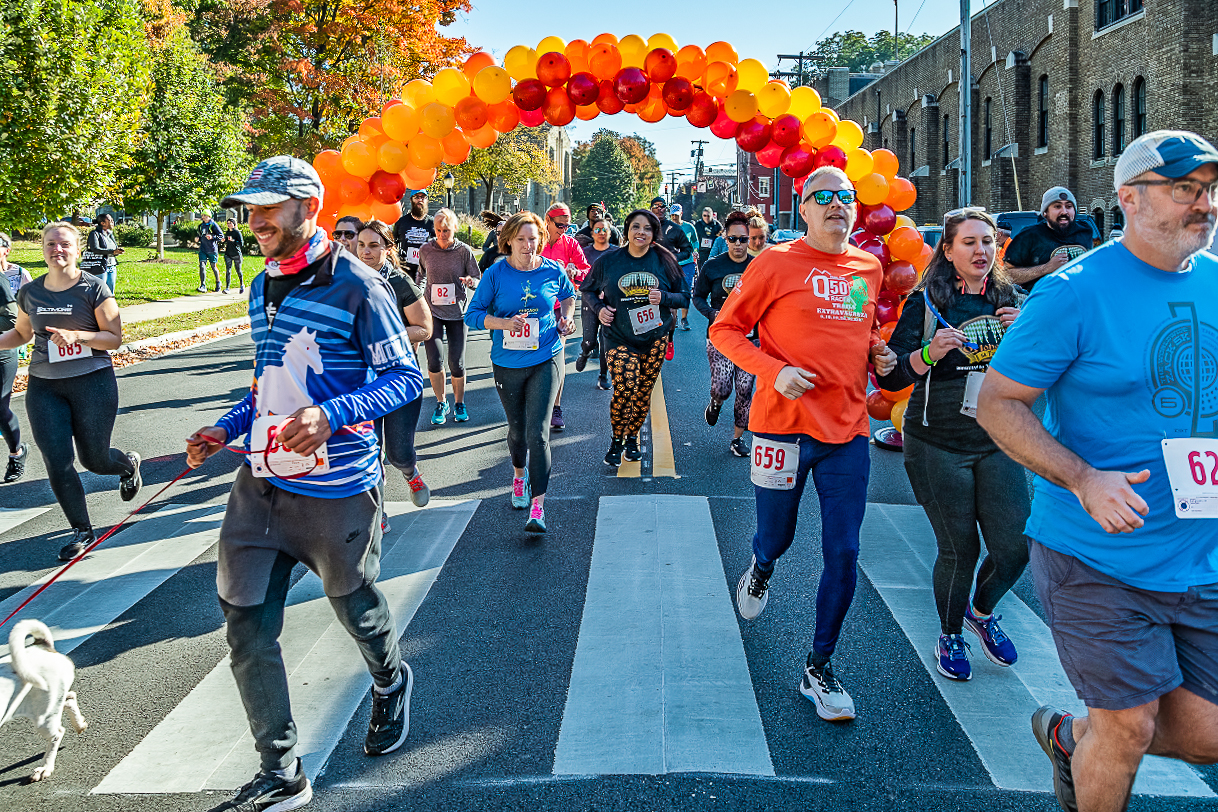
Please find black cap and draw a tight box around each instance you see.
[650,196,666,207]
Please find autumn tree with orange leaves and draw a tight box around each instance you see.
[189,0,471,156]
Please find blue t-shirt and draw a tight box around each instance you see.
[464,256,576,369]
[990,241,1218,591]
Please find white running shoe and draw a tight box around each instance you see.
[799,658,856,721]
[735,556,771,620]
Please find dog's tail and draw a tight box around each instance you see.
[9,619,55,690]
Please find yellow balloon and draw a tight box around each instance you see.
[757,80,791,118]
[618,34,648,67]
[724,89,759,123]
[832,119,865,152]
[340,140,378,179]
[856,172,890,206]
[378,139,410,174]
[537,36,566,56]
[504,45,538,80]
[891,398,909,433]
[648,33,678,52]
[432,67,471,107]
[801,111,837,148]
[472,66,511,105]
[382,104,419,142]
[787,85,822,119]
[844,148,874,181]
[420,101,456,139]
[403,79,436,110]
[895,214,917,230]
[823,107,840,123]
[736,58,768,94]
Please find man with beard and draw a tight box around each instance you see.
[575,203,621,246]
[393,190,435,281]
[979,131,1218,812]
[1004,186,1094,291]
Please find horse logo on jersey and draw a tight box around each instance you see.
[256,327,323,417]
[618,271,659,298]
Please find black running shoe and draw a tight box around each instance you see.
[4,443,27,483]
[623,436,642,462]
[119,452,142,502]
[209,759,312,811]
[604,439,623,467]
[59,527,95,562]
[574,350,590,372]
[729,437,749,458]
[1032,706,1078,812]
[705,399,722,427]
[596,374,611,391]
[680,317,691,331]
[365,661,413,756]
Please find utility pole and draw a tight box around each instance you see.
[959,0,972,206]
[668,170,679,206]
[894,0,899,62]
[690,139,707,210]
[774,52,807,87]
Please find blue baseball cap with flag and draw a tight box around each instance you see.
[1114,130,1218,190]
[221,156,323,208]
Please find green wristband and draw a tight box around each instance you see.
[921,344,936,366]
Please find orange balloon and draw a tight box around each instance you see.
[487,100,520,133]
[589,42,623,82]
[407,134,443,169]
[591,32,619,47]
[872,148,900,180]
[879,321,897,342]
[855,173,890,206]
[703,61,738,98]
[364,133,388,153]
[575,102,600,121]
[317,211,337,237]
[801,111,838,148]
[639,93,666,123]
[341,140,378,178]
[358,117,384,138]
[565,39,591,74]
[339,174,369,205]
[442,129,471,164]
[887,177,918,212]
[912,242,934,272]
[378,140,410,174]
[704,41,739,65]
[463,51,495,79]
[369,200,402,224]
[454,95,489,131]
[467,124,498,148]
[882,383,914,403]
[675,45,707,81]
[336,201,374,224]
[888,226,924,261]
[402,165,437,190]
[313,150,343,186]
[382,103,419,142]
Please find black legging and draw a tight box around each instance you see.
[580,303,608,376]
[224,255,244,290]
[380,395,422,475]
[0,349,19,454]
[423,318,467,377]
[25,367,135,530]
[903,432,1031,635]
[492,359,560,496]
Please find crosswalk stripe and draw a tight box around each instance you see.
[93,499,479,795]
[0,502,225,660]
[0,506,51,538]
[858,503,1214,798]
[553,495,773,776]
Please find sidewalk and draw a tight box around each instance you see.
[120,289,248,325]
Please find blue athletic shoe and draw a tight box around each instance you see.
[453,402,469,422]
[430,400,450,425]
[511,473,530,509]
[935,633,972,681]
[964,606,1018,666]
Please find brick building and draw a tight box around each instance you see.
[832,0,1218,233]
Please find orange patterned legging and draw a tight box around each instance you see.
[605,337,668,439]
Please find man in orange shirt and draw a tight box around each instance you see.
[709,166,896,722]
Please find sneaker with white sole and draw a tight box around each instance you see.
[511,473,530,509]
[58,527,95,562]
[799,657,856,721]
[119,451,142,501]
[525,502,546,533]
[4,443,27,483]
[430,401,450,425]
[964,605,1018,666]
[735,556,771,620]
[453,402,469,422]
[935,633,972,681]
[405,469,430,507]
[209,758,312,811]
[364,661,413,756]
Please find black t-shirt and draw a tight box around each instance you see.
[582,243,619,267]
[1003,221,1093,291]
[375,261,423,315]
[392,214,435,272]
[17,272,114,379]
[224,228,244,257]
[0,274,16,334]
[198,220,224,255]
[693,219,723,254]
[691,253,751,336]
[579,248,688,352]
[657,219,694,264]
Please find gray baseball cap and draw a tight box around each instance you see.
[221,156,324,208]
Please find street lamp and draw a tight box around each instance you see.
[443,172,454,210]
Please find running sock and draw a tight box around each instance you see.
[1054,716,1077,755]
[273,760,298,780]
[375,669,404,696]
[808,651,831,671]
[970,604,992,621]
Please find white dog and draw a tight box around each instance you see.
[0,619,87,781]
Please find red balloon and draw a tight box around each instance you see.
[814,145,848,170]
[685,91,718,128]
[858,238,891,267]
[661,77,694,111]
[614,67,650,104]
[643,48,677,83]
[454,95,489,131]
[567,72,600,106]
[369,170,406,204]
[884,261,918,296]
[710,107,741,139]
[861,203,897,236]
[866,389,895,421]
[874,296,898,325]
[735,116,772,153]
[781,146,816,178]
[519,107,546,127]
[537,52,572,87]
[756,139,785,169]
[771,114,802,148]
[596,80,625,114]
[544,86,576,126]
[512,78,547,111]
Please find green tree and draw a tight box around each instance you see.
[120,24,252,258]
[573,129,662,212]
[440,126,559,211]
[572,137,635,222]
[804,30,937,76]
[0,0,150,227]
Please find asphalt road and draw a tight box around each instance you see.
[0,311,1215,812]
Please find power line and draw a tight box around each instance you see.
[807,0,859,53]
[905,0,930,31]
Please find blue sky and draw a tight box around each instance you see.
[445,0,994,181]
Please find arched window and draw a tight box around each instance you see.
[1093,91,1106,159]
[1111,206,1124,232]
[1038,75,1049,147]
[1113,84,1126,155]
[1093,208,1105,234]
[984,97,993,158]
[1132,77,1147,137]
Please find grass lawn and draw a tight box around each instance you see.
[122,300,249,343]
[9,240,226,307]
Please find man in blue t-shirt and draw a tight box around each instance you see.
[979,130,1218,812]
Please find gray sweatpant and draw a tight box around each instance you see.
[217,465,401,771]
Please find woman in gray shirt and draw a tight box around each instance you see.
[418,207,480,425]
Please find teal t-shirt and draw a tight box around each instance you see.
[464,256,576,369]
[990,241,1218,591]
[678,222,697,266]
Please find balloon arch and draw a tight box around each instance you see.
[311,33,933,431]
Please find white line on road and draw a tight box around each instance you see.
[93,499,479,794]
[553,495,773,776]
[0,506,51,538]
[858,503,1214,798]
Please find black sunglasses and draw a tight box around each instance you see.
[332,230,358,239]
[725,235,749,244]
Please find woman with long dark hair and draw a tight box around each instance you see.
[878,208,1028,683]
[580,209,688,467]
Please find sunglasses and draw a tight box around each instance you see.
[805,189,857,206]
[592,227,608,233]
[725,235,749,244]
[332,230,358,239]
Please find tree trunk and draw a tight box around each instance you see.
[483,177,495,211]
[156,211,166,260]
